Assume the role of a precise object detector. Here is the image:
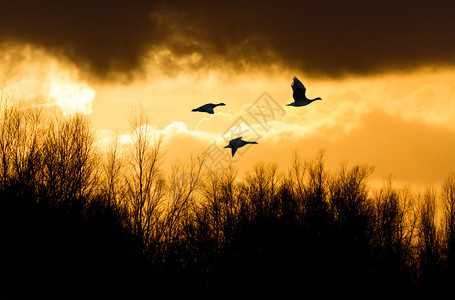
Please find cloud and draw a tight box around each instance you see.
[48,79,95,115]
[0,1,161,80]
[391,83,455,127]
[236,109,455,187]
[324,110,455,186]
[0,44,95,114]
[96,121,216,151]
[1,1,454,80]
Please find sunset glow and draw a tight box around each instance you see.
[49,79,95,115]
[1,41,455,187]
[1,1,455,297]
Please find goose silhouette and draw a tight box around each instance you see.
[224,137,258,157]
[192,103,226,114]
[286,76,322,107]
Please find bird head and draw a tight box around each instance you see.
[314,97,322,101]
[224,144,231,149]
[218,103,226,106]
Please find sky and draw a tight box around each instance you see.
[1,0,455,189]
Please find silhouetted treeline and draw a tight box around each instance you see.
[1,100,454,299]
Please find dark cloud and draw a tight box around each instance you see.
[1,1,162,80]
[1,1,454,79]
[175,1,455,76]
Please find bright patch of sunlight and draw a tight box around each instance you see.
[49,80,95,115]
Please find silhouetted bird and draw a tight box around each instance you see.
[286,76,322,107]
[192,103,226,114]
[224,137,258,157]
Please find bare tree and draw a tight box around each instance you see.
[102,133,124,208]
[0,90,44,194]
[329,162,374,224]
[302,150,329,227]
[163,153,206,256]
[242,162,281,220]
[40,113,97,209]
[124,109,166,252]
[286,150,332,226]
[188,164,241,261]
[418,188,441,283]
[370,179,419,272]
[0,89,19,187]
[285,151,308,222]
[441,173,455,276]
[289,151,307,196]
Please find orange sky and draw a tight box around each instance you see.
[1,1,454,189]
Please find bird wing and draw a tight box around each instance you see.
[291,76,307,103]
[230,137,242,143]
[228,137,242,155]
[231,147,237,157]
[206,106,214,114]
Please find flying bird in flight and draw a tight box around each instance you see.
[224,137,258,157]
[192,103,226,114]
[286,76,322,107]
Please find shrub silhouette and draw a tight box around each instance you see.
[1,98,454,298]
